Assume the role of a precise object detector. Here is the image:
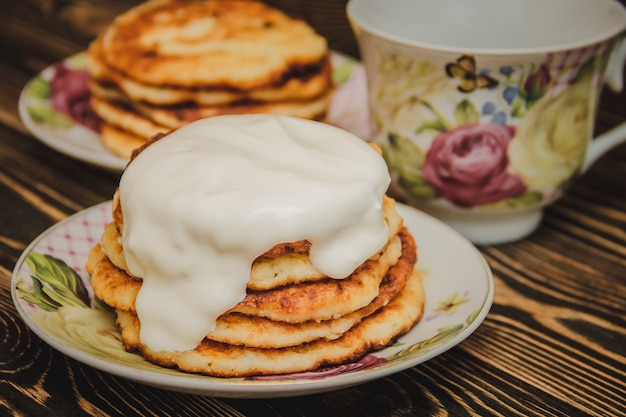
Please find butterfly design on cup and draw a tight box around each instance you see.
[445,55,499,93]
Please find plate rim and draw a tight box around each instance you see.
[11,201,494,398]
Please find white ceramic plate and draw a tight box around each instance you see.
[18,52,371,172]
[12,201,493,398]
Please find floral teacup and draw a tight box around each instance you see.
[347,0,626,244]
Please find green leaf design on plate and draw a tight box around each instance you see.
[332,57,357,86]
[434,292,470,314]
[65,52,87,69]
[26,77,50,99]
[385,309,483,362]
[466,309,481,325]
[386,323,464,361]
[27,105,72,129]
[17,252,90,311]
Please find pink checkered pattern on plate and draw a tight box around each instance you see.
[19,202,112,298]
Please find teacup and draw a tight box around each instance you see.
[347,0,626,244]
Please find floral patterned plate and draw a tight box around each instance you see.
[11,201,493,398]
[17,51,371,172]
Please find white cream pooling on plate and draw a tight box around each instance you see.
[119,114,391,353]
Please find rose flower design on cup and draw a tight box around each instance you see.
[348,0,626,244]
[421,123,526,208]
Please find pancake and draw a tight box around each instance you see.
[97,0,329,89]
[114,268,425,377]
[87,35,333,106]
[205,256,412,347]
[92,87,333,133]
[112,231,412,349]
[85,114,424,377]
[101,194,405,290]
[86,0,335,160]
[229,228,413,323]
[91,87,334,160]
[100,124,150,159]
[89,228,413,323]
[91,96,167,141]
[129,89,334,129]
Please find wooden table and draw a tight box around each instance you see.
[1,1,625,416]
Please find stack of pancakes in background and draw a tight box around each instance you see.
[86,193,425,377]
[86,0,335,158]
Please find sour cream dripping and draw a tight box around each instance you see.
[119,115,391,352]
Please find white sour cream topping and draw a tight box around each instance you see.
[119,114,391,352]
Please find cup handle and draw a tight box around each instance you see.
[584,121,626,171]
[583,35,626,171]
[605,35,626,92]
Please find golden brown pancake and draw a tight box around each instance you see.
[110,230,412,349]
[101,194,405,290]
[129,89,334,129]
[205,259,412,347]
[84,108,425,377]
[91,96,168,141]
[100,124,150,159]
[90,85,334,160]
[87,34,333,106]
[87,243,140,311]
[86,183,421,356]
[114,268,425,377]
[229,229,412,323]
[86,0,335,160]
[89,228,413,323]
[97,0,329,89]
[92,87,332,133]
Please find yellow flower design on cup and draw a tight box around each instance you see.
[508,74,594,192]
[375,52,457,131]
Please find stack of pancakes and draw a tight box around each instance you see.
[86,0,335,158]
[86,193,425,377]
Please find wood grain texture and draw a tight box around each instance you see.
[1,1,625,416]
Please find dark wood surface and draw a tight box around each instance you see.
[1,1,625,416]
